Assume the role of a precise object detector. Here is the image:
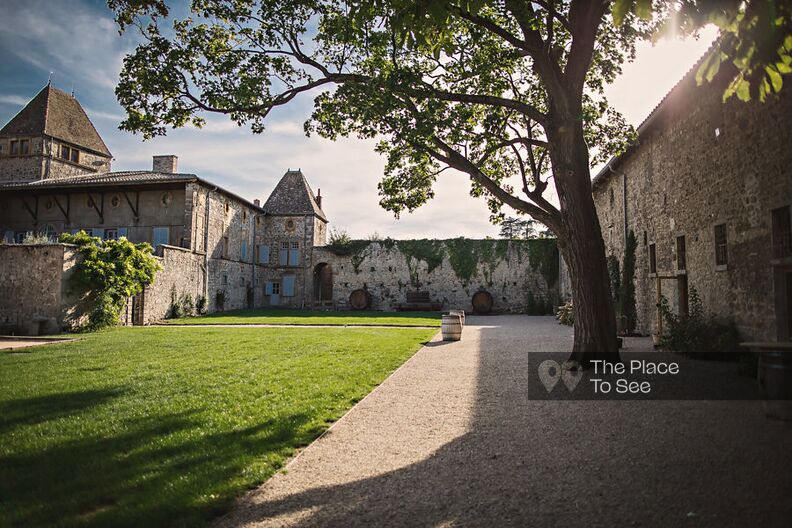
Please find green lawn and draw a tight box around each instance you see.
[161,308,442,327]
[0,326,436,527]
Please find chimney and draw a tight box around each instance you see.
[153,155,178,173]
[316,188,322,209]
[253,199,260,207]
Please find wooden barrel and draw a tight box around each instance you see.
[441,314,463,341]
[349,289,372,310]
[759,351,792,420]
[471,291,493,315]
[449,309,465,326]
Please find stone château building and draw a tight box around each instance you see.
[593,56,792,343]
[0,85,559,334]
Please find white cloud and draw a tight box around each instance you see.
[0,94,29,106]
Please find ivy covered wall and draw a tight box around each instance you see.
[313,238,561,313]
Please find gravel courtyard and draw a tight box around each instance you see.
[218,315,792,528]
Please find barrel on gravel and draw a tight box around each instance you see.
[449,309,465,326]
[349,289,372,310]
[759,350,792,420]
[441,314,463,341]
[471,290,493,315]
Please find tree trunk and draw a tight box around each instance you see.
[550,118,620,368]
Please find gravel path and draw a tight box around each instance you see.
[217,315,792,528]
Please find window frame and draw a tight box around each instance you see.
[714,223,728,268]
[649,242,657,274]
[771,205,791,259]
[676,235,686,271]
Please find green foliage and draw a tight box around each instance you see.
[526,239,559,287]
[444,238,508,286]
[215,289,227,312]
[22,232,52,245]
[0,325,435,526]
[658,287,741,357]
[397,239,446,274]
[526,291,554,316]
[620,230,638,334]
[607,254,622,309]
[168,287,195,319]
[556,299,574,326]
[59,231,159,331]
[196,294,208,315]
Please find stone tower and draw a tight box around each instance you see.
[0,85,112,183]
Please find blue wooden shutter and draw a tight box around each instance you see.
[117,227,128,239]
[265,281,273,295]
[289,248,300,266]
[241,239,247,260]
[259,245,270,264]
[279,247,288,265]
[282,275,295,297]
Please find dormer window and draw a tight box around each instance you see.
[60,144,79,163]
[20,139,29,155]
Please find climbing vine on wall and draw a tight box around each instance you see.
[445,238,509,286]
[60,231,160,331]
[526,239,559,287]
[620,230,638,334]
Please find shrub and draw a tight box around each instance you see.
[658,287,740,357]
[215,289,227,311]
[196,295,208,315]
[23,232,52,244]
[59,231,160,331]
[556,299,574,326]
[526,291,553,315]
[180,293,195,317]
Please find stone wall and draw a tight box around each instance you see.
[593,66,792,341]
[311,239,560,313]
[0,243,82,334]
[139,245,206,324]
[0,136,111,182]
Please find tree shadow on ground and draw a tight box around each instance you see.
[219,322,792,527]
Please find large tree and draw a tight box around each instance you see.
[109,0,788,365]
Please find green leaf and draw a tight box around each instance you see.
[736,78,751,101]
[766,66,783,92]
[612,0,633,26]
[635,0,652,20]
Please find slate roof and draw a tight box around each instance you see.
[0,171,264,212]
[0,171,196,189]
[0,85,112,157]
[263,169,327,221]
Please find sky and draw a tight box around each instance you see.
[0,0,718,239]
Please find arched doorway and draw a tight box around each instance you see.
[313,263,333,303]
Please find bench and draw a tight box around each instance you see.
[397,291,442,311]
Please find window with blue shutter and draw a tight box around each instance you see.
[241,239,247,260]
[265,281,273,295]
[152,227,169,248]
[282,275,295,297]
[117,227,128,239]
[92,228,104,240]
[258,245,270,264]
[289,242,300,266]
[279,241,288,265]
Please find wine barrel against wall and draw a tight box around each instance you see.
[349,289,372,310]
[471,290,494,314]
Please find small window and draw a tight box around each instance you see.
[771,205,791,259]
[643,231,648,246]
[222,236,230,258]
[242,210,247,221]
[258,245,270,264]
[104,228,118,240]
[224,202,230,214]
[714,224,728,267]
[10,140,19,155]
[110,195,121,208]
[222,273,228,285]
[20,139,29,155]
[71,148,79,163]
[289,241,300,266]
[649,243,656,274]
[676,235,686,271]
[271,282,280,295]
[60,145,71,160]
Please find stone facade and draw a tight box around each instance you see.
[593,63,792,342]
[0,244,83,335]
[311,239,560,313]
[135,245,206,324]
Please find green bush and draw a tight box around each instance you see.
[196,295,208,315]
[658,287,740,357]
[59,231,160,331]
[526,291,554,315]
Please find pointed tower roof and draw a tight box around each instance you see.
[263,169,327,221]
[0,85,112,157]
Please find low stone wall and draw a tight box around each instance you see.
[0,244,82,335]
[311,239,560,313]
[141,245,206,323]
